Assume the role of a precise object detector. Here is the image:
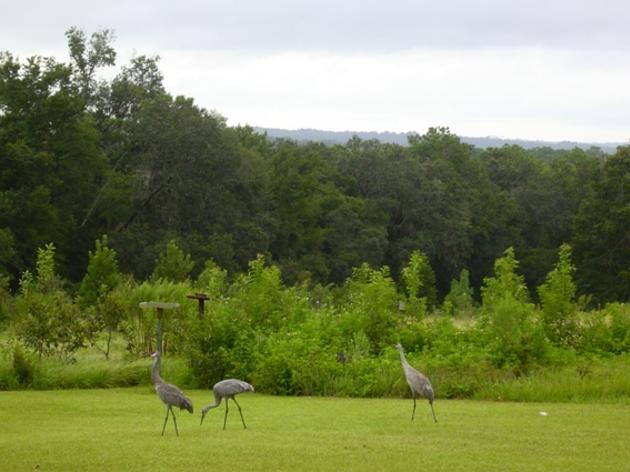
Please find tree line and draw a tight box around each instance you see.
[1,28,629,307]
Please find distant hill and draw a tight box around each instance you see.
[254,127,624,153]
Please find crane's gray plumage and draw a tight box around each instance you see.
[200,378,254,429]
[151,351,193,436]
[395,343,437,423]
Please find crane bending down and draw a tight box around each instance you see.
[395,343,437,423]
[200,379,254,429]
[151,351,193,436]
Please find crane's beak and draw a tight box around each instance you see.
[200,411,206,426]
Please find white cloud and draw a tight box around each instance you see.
[2,0,630,142]
[160,47,630,142]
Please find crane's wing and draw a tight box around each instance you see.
[214,379,255,396]
[157,382,194,413]
[403,365,434,402]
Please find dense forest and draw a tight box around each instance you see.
[1,28,628,305]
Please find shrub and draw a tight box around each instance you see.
[0,275,11,325]
[152,239,195,282]
[578,303,630,354]
[78,235,121,306]
[12,345,34,387]
[119,278,195,355]
[14,244,90,360]
[480,247,547,370]
[538,244,579,346]
[338,264,399,352]
[400,250,436,316]
[443,268,476,317]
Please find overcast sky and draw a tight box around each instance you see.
[2,0,630,142]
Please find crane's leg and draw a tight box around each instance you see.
[411,395,417,422]
[223,399,230,430]
[162,407,170,436]
[170,407,180,436]
[430,401,438,423]
[232,397,247,429]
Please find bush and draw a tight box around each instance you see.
[337,264,400,352]
[442,269,475,317]
[578,303,630,354]
[12,345,34,387]
[13,244,90,360]
[119,278,195,355]
[538,244,579,347]
[480,247,547,370]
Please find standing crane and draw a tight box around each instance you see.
[150,351,193,436]
[395,343,437,423]
[200,379,254,429]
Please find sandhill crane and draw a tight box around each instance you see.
[200,379,254,429]
[395,343,437,423]
[150,351,193,436]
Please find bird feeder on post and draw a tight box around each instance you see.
[186,292,210,319]
[139,301,180,355]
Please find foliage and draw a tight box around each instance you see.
[78,235,121,305]
[77,235,123,358]
[400,249,436,317]
[577,303,630,354]
[480,247,546,370]
[0,29,624,310]
[0,275,11,324]
[151,239,194,282]
[572,146,630,304]
[12,345,34,387]
[442,268,475,317]
[13,244,89,359]
[193,258,227,298]
[2,29,630,404]
[117,278,194,355]
[338,264,399,352]
[537,243,579,346]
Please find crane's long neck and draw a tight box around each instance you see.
[398,349,410,369]
[201,394,222,415]
[151,355,162,385]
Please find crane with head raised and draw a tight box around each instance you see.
[395,343,437,423]
[150,351,193,436]
[200,379,254,429]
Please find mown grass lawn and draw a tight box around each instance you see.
[1,388,629,471]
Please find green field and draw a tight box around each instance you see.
[1,389,629,471]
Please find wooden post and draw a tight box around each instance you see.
[187,293,210,319]
[139,301,180,355]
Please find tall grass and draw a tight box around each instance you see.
[0,334,193,391]
[2,340,630,403]
[474,355,630,402]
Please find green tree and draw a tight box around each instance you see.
[79,235,121,304]
[340,263,399,351]
[443,268,475,316]
[537,243,578,346]
[269,141,385,284]
[152,240,194,282]
[572,147,630,303]
[108,91,272,279]
[78,235,123,358]
[480,247,544,369]
[14,244,88,359]
[400,250,437,317]
[65,27,116,107]
[0,49,108,282]
[480,145,599,293]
